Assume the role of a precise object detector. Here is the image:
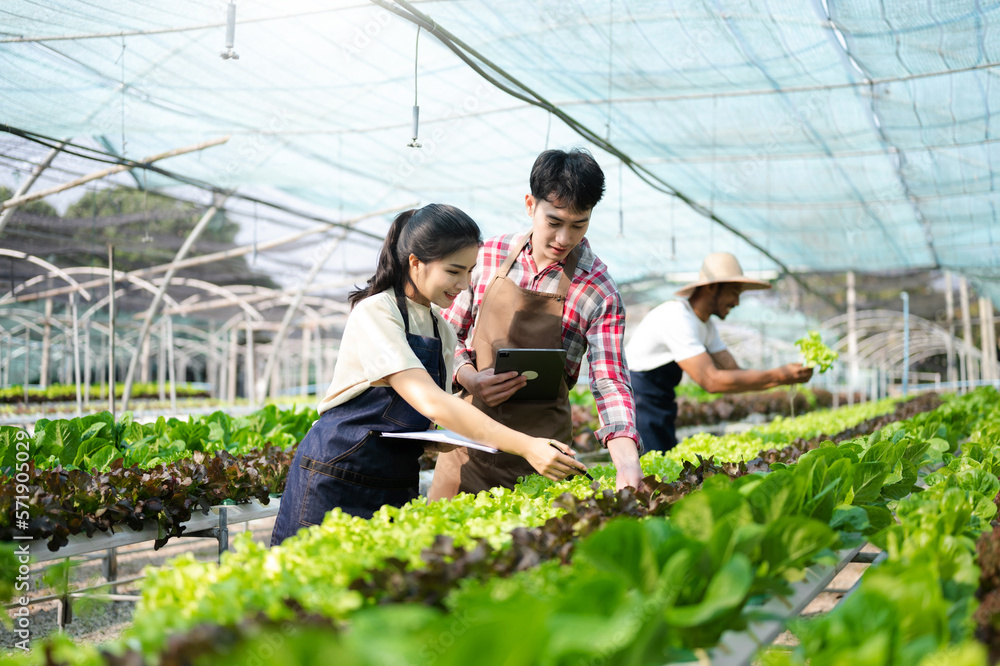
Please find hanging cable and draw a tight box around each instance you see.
[763,158,771,272]
[407,26,422,148]
[141,169,152,243]
[116,35,127,159]
[605,0,614,142]
[252,200,258,265]
[617,159,624,238]
[669,195,676,261]
[709,95,717,250]
[91,186,98,274]
[366,0,840,310]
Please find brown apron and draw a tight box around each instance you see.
[428,233,578,499]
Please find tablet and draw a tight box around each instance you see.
[493,348,567,401]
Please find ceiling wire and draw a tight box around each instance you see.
[116,34,127,159]
[368,0,840,310]
[605,0,613,141]
[407,26,422,148]
[0,124,387,242]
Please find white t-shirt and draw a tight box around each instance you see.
[317,290,457,414]
[625,298,726,373]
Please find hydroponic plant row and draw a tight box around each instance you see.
[0,395,916,553]
[32,388,995,666]
[763,390,1000,665]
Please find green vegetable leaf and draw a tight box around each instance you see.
[794,330,839,374]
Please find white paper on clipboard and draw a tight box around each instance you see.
[380,430,499,454]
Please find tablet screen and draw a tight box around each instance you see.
[493,348,567,401]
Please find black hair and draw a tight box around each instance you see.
[529,148,606,213]
[348,203,482,308]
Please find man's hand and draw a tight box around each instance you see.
[457,364,528,407]
[607,436,642,491]
[422,442,458,454]
[776,363,814,385]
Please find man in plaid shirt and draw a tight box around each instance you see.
[435,149,642,493]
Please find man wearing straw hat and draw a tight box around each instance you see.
[625,252,813,453]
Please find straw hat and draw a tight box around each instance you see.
[674,252,772,298]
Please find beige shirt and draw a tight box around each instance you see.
[317,290,457,414]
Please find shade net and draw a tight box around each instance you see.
[1,0,998,304]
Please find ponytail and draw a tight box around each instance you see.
[349,204,482,309]
[348,209,415,308]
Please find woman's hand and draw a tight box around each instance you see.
[522,438,589,481]
[458,365,527,407]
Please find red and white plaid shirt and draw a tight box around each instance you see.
[442,232,639,447]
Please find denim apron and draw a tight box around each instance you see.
[428,233,579,498]
[271,291,445,545]
[630,361,684,453]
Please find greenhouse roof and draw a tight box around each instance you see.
[2,0,999,303]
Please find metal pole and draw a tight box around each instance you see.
[157,321,166,401]
[71,293,82,417]
[944,272,956,385]
[958,344,967,392]
[980,297,995,382]
[122,199,225,410]
[83,321,91,409]
[23,326,30,401]
[99,324,106,402]
[216,329,226,402]
[959,276,976,387]
[902,291,910,396]
[227,327,237,404]
[140,334,151,385]
[990,297,997,383]
[270,350,281,400]
[846,271,857,406]
[207,320,217,398]
[40,297,52,388]
[166,317,177,412]
[313,326,323,397]
[300,326,312,396]
[244,319,255,407]
[108,245,116,416]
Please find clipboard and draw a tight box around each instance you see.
[493,348,567,401]
[380,430,499,453]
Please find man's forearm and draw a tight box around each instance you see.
[607,436,640,466]
[455,362,477,392]
[704,368,782,393]
[607,436,642,489]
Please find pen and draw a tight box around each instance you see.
[549,441,595,481]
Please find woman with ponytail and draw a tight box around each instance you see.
[271,204,588,545]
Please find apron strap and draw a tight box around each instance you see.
[499,233,531,277]
[556,245,581,299]
[394,289,412,335]
[499,233,581,299]
[395,288,446,388]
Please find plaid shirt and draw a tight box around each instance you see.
[442,232,639,447]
